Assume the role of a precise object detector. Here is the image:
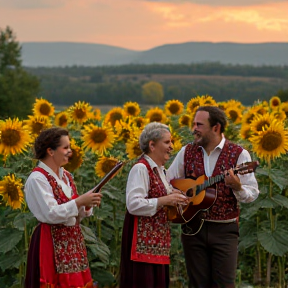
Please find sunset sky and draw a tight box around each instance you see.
[0,0,287,51]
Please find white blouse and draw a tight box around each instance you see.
[126,155,172,217]
[24,161,92,226]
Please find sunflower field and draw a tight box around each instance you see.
[1,95,288,288]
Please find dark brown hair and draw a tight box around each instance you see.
[196,106,227,133]
[34,127,69,160]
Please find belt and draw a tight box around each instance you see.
[205,218,237,223]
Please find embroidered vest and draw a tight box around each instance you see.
[184,140,243,220]
[33,167,90,274]
[131,157,171,264]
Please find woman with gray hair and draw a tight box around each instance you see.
[119,122,188,288]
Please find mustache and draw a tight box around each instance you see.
[191,130,197,135]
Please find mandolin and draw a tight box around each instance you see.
[167,161,259,224]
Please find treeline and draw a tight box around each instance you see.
[25,63,288,107]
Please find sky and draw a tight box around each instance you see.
[0,0,287,51]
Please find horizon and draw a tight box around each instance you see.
[20,40,288,52]
[1,0,287,50]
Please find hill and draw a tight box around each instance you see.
[21,41,288,67]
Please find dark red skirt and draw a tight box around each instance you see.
[119,211,170,288]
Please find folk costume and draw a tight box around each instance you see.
[119,155,171,288]
[24,161,96,288]
[167,137,259,288]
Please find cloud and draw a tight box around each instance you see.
[146,1,288,33]
[0,0,66,9]
[144,0,286,7]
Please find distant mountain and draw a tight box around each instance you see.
[21,41,288,67]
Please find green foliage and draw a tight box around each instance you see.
[0,26,40,119]
[25,64,288,107]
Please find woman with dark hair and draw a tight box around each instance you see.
[24,127,102,288]
[119,122,188,288]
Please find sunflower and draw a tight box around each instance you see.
[95,156,120,178]
[0,118,31,157]
[250,120,288,163]
[271,109,286,122]
[145,107,167,123]
[179,114,192,127]
[240,124,252,140]
[104,107,125,126]
[126,137,143,160]
[33,98,55,117]
[0,174,25,210]
[115,119,134,143]
[281,102,288,117]
[24,115,52,136]
[250,113,273,134]
[225,99,244,110]
[186,97,202,114]
[200,95,217,106]
[93,108,102,121]
[81,124,115,154]
[131,116,148,129]
[123,102,141,117]
[63,139,83,172]
[54,111,69,127]
[67,101,93,125]
[269,96,281,110]
[164,100,184,116]
[225,106,243,124]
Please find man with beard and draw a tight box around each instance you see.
[166,106,259,288]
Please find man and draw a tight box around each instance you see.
[166,106,259,288]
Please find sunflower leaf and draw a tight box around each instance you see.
[269,169,288,190]
[258,226,288,256]
[0,251,23,271]
[0,228,23,254]
[271,194,288,209]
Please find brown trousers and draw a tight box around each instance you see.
[181,221,239,288]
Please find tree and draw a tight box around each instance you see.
[141,81,164,104]
[277,89,288,102]
[0,26,40,119]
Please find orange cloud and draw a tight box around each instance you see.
[0,0,287,50]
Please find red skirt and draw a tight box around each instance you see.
[25,223,97,288]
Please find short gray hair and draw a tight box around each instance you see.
[139,122,170,154]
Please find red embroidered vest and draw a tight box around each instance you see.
[184,140,243,220]
[131,157,171,264]
[33,167,90,274]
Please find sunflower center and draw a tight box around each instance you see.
[189,101,200,111]
[32,122,44,134]
[1,129,21,146]
[75,109,86,120]
[261,131,282,151]
[169,103,180,114]
[59,115,68,126]
[180,116,190,126]
[102,160,118,174]
[271,100,280,107]
[6,183,20,202]
[110,113,123,125]
[150,113,162,122]
[228,110,238,122]
[40,104,51,116]
[91,130,107,143]
[127,106,137,116]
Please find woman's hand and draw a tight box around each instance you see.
[75,190,103,209]
[157,190,189,208]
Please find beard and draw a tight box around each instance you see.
[194,134,210,148]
